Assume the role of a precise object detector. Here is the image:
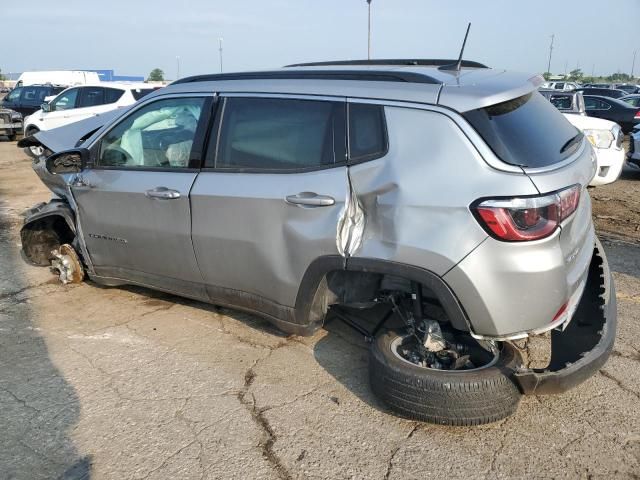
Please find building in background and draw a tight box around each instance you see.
[87,69,145,82]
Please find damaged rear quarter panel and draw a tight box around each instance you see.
[347,104,539,276]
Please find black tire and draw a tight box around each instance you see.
[21,227,61,266]
[370,330,522,426]
[8,133,16,141]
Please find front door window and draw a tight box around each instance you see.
[99,97,205,169]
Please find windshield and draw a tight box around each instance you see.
[463,92,582,168]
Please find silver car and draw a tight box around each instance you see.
[18,59,616,426]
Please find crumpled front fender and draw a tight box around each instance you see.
[22,199,76,234]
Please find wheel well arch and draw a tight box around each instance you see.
[293,256,471,334]
[24,125,40,136]
[21,206,76,265]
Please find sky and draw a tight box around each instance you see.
[2,0,639,80]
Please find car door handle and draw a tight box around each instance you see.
[285,192,335,207]
[145,187,181,199]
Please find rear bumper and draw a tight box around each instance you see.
[514,239,616,395]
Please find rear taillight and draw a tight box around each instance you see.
[635,110,640,120]
[473,185,581,242]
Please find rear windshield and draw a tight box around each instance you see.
[463,92,581,168]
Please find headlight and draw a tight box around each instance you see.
[583,129,614,149]
[10,111,22,121]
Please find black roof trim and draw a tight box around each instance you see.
[286,59,489,68]
[171,70,441,85]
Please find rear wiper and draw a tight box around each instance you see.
[560,132,584,154]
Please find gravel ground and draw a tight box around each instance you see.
[0,139,639,479]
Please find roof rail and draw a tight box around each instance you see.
[172,70,441,85]
[286,59,489,68]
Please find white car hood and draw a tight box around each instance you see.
[563,113,617,131]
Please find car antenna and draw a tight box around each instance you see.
[440,22,471,72]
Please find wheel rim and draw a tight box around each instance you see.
[29,145,44,157]
[390,335,500,372]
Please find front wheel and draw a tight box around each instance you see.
[369,330,523,426]
[24,145,45,159]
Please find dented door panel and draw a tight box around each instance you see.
[347,105,539,276]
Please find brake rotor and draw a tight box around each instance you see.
[51,244,84,284]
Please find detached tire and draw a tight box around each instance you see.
[370,330,522,426]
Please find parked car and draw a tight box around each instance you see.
[541,81,579,91]
[620,94,640,107]
[18,60,616,426]
[584,95,640,133]
[613,84,640,94]
[1,84,67,117]
[0,108,23,140]
[582,83,611,88]
[539,89,624,185]
[575,87,628,99]
[538,89,585,113]
[22,83,157,157]
[628,125,640,168]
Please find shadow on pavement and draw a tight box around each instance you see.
[0,210,91,479]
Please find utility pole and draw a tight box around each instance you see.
[632,50,637,80]
[366,0,372,60]
[564,60,568,78]
[546,34,554,75]
[218,37,224,73]
[176,56,180,80]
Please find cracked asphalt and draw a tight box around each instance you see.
[0,140,639,479]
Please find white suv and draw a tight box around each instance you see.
[539,89,624,186]
[23,83,157,156]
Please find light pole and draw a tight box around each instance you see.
[546,34,554,75]
[367,0,372,60]
[632,50,637,80]
[176,56,180,80]
[218,37,224,73]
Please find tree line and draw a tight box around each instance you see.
[544,69,637,84]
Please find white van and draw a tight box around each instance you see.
[16,71,100,87]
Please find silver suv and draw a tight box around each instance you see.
[18,59,617,426]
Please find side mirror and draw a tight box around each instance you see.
[41,103,51,113]
[45,149,89,175]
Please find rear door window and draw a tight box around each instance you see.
[585,98,610,110]
[78,87,105,107]
[463,92,582,168]
[348,103,388,162]
[213,97,343,171]
[22,86,44,104]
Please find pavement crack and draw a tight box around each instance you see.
[384,423,419,480]
[236,353,292,480]
[140,304,175,317]
[0,386,41,415]
[610,349,640,363]
[0,280,59,303]
[599,369,640,400]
